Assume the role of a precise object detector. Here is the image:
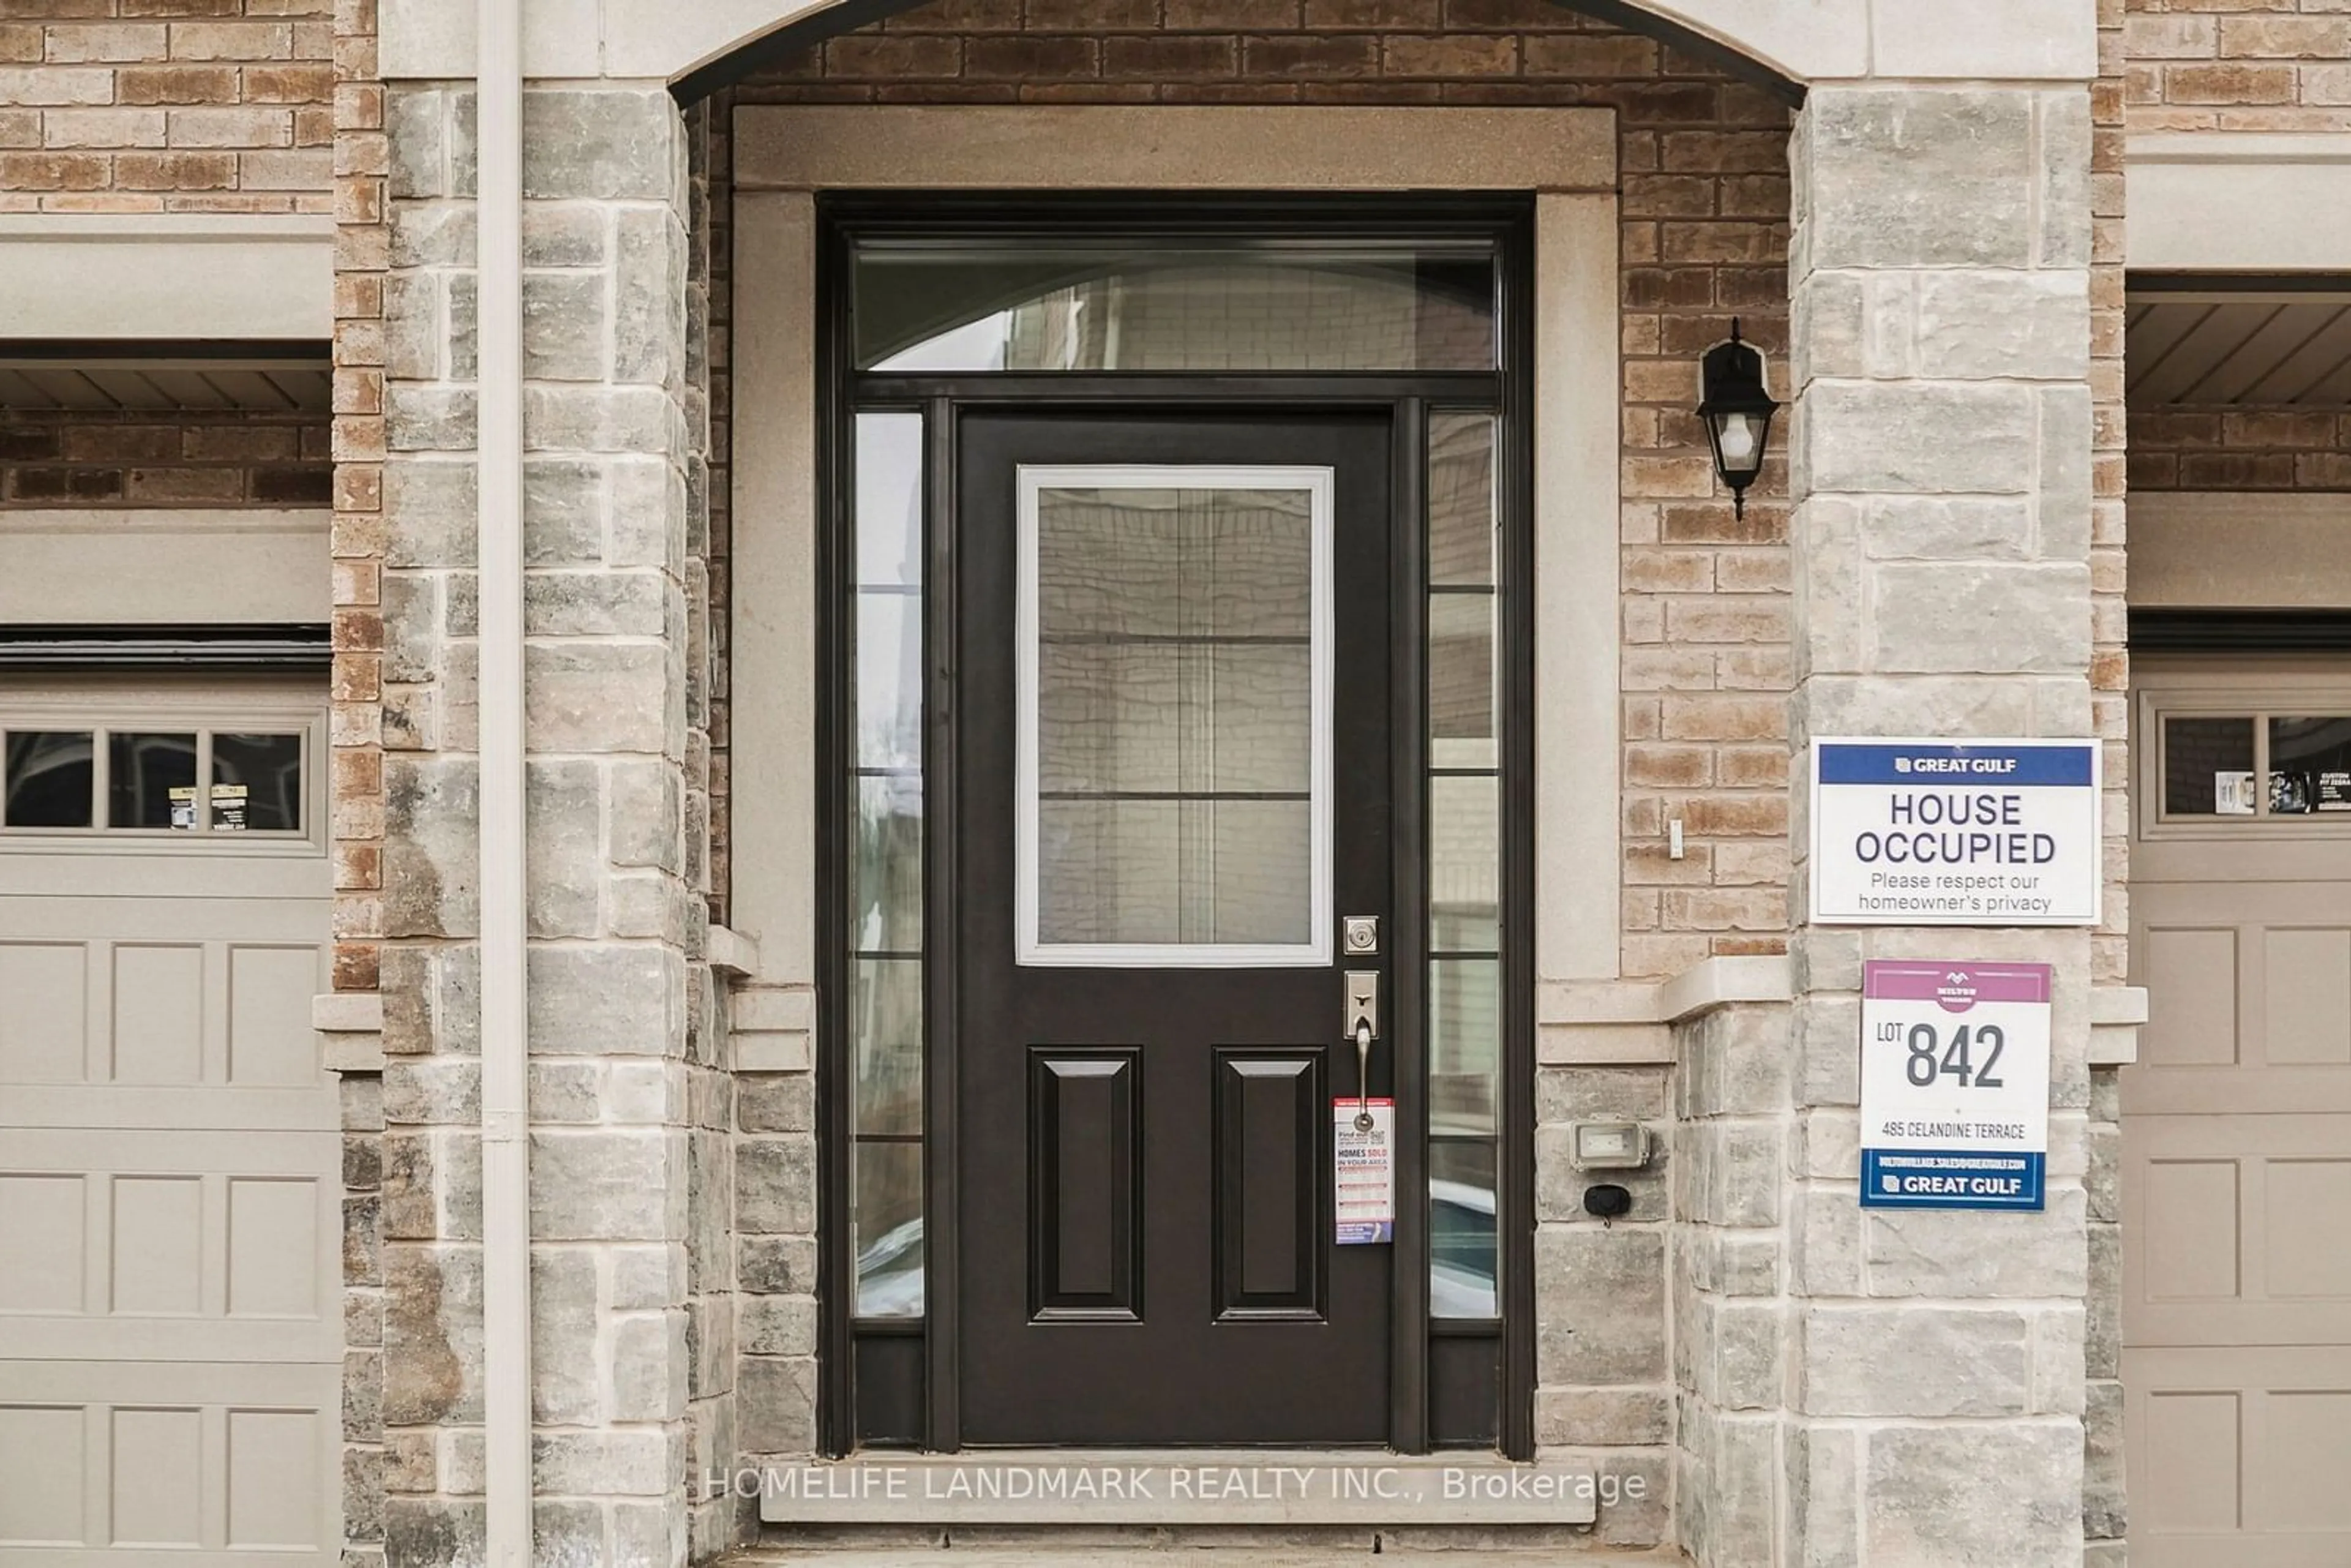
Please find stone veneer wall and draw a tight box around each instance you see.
[351,77,737,1564]
[1755,78,2098,1567]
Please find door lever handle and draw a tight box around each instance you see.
[1342,969,1379,1131]
[1352,1021,1374,1131]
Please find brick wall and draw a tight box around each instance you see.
[2129,407,2351,488]
[0,0,331,214]
[0,411,328,503]
[0,3,342,525]
[724,0,1799,981]
[329,0,386,998]
[2126,0,2351,132]
[2094,0,2129,1002]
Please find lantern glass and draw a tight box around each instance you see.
[1714,410,1763,473]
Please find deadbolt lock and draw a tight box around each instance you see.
[1342,915,1379,955]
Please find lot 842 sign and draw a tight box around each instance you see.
[1859,961,2051,1211]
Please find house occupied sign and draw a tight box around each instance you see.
[1809,738,2102,926]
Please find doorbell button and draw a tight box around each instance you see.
[1583,1184,1634,1221]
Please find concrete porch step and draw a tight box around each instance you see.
[729,1551,1688,1566]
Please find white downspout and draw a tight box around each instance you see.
[475,0,530,1558]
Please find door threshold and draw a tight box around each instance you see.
[730,1550,1682,1566]
[754,1451,1601,1528]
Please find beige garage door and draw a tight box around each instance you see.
[0,682,340,1565]
[2126,661,2351,1567]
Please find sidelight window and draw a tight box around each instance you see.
[1426,412,1502,1319]
[850,410,928,1318]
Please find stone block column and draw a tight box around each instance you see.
[374,77,723,1568]
[1693,82,2099,1568]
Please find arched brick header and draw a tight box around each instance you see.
[666,0,1809,105]
[377,0,2096,96]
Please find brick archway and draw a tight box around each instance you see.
[378,0,2096,100]
[662,0,1813,102]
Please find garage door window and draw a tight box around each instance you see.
[2270,716,2351,814]
[2156,707,2351,822]
[3,723,306,833]
[2,730,94,827]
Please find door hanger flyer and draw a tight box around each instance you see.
[1860,961,2051,1211]
[1333,1098,1395,1244]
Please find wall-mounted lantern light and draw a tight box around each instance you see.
[1697,319,1779,519]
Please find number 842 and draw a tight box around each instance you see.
[1903,1023,2006,1089]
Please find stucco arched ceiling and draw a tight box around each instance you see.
[377,0,2097,100]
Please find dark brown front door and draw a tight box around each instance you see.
[956,410,1396,1445]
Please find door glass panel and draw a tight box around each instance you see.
[1019,467,1332,965]
[2162,716,2256,817]
[1429,592,1496,769]
[209,733,302,831]
[108,731,198,828]
[1431,956,1501,1139]
[849,408,928,1317]
[1428,407,1507,1319]
[853,958,924,1136]
[1430,775,1500,954]
[853,1139,926,1318]
[855,242,1496,373]
[854,775,923,953]
[1430,1138,1498,1319]
[855,411,924,588]
[3,730,94,828]
[855,592,923,773]
[1428,412,1496,588]
[2268,716,2351,814]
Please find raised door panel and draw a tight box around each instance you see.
[0,1130,340,1364]
[0,1360,338,1563]
[1027,1049,1141,1321]
[0,921,330,1130]
[2124,1114,2351,1348]
[2265,927,2351,1067]
[1212,1049,1322,1320]
[2125,1346,2351,1567]
[2128,885,2351,1116]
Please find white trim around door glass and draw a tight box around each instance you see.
[1016,463,1335,967]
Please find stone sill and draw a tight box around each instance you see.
[734,982,814,1073]
[710,923,761,978]
[2090,985,2147,1068]
[1539,956,1792,1065]
[313,991,385,1074]
[1539,962,2149,1069]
